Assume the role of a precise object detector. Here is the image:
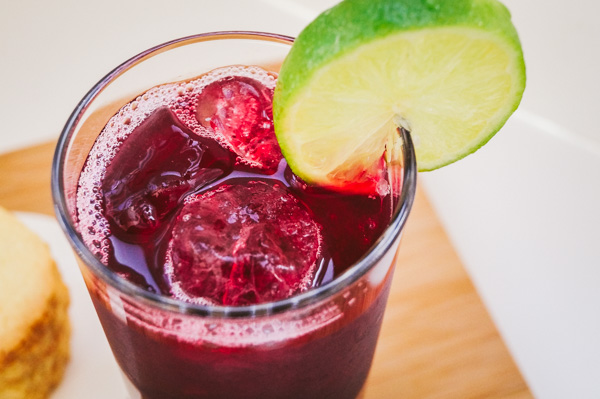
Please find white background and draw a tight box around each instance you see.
[1,1,599,398]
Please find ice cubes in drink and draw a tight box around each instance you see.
[77,65,390,306]
[165,180,323,306]
[102,107,235,239]
[195,75,282,173]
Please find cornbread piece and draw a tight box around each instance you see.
[0,206,70,399]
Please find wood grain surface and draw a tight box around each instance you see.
[0,141,532,398]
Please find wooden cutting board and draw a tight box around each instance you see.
[0,141,532,398]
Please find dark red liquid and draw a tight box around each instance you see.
[89,72,393,306]
[90,273,393,399]
[77,67,398,399]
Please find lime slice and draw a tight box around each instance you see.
[273,0,526,190]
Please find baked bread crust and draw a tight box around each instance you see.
[0,207,70,399]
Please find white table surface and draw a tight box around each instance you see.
[2,1,599,398]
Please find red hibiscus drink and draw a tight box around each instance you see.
[53,33,416,399]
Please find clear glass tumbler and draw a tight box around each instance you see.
[52,32,417,399]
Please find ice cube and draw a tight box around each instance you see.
[195,76,282,173]
[102,106,235,239]
[165,180,322,306]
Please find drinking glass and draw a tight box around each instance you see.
[52,31,417,399]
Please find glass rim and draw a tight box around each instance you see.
[51,31,417,319]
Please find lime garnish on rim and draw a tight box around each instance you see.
[273,0,526,192]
